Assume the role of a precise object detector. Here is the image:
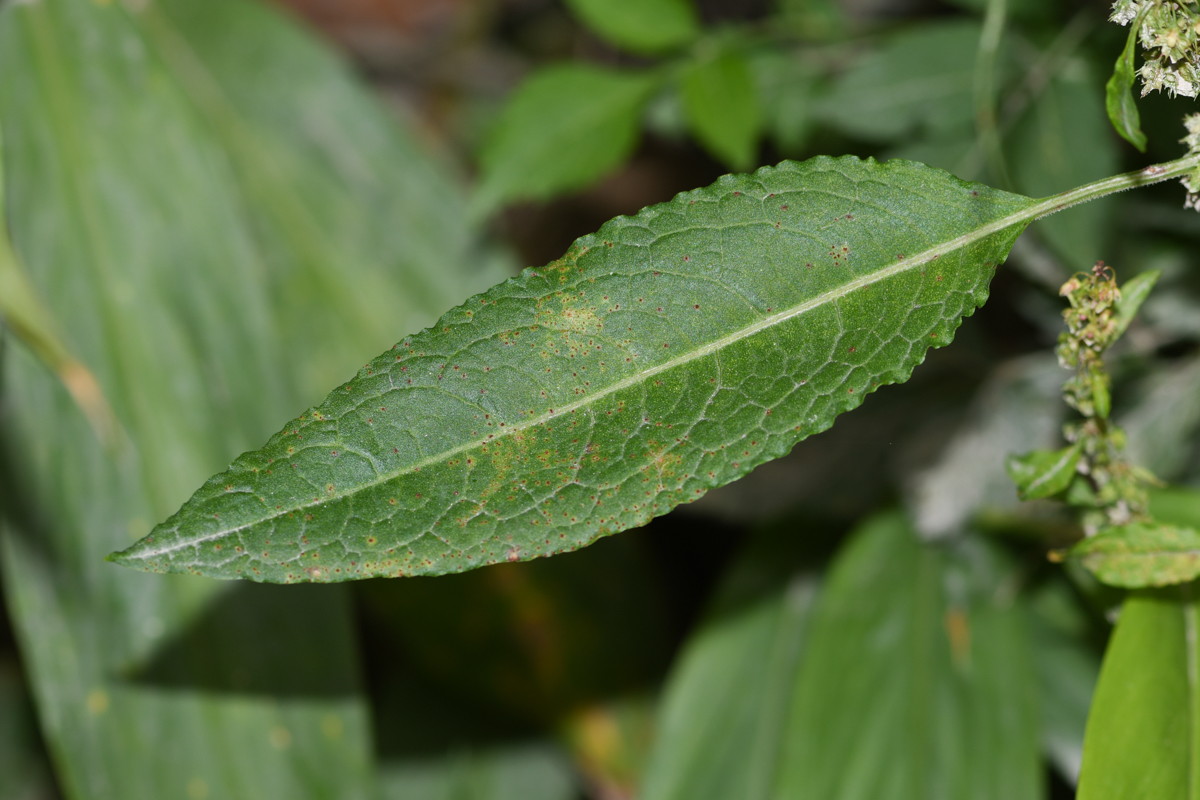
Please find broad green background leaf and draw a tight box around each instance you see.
[359,533,670,726]
[1073,522,1200,588]
[751,50,819,155]
[1026,579,1100,785]
[1152,488,1200,528]
[1122,356,1200,480]
[148,0,511,395]
[362,573,586,800]
[0,654,51,800]
[111,156,1038,583]
[473,65,660,215]
[562,0,699,55]
[681,49,763,170]
[0,132,116,447]
[360,536,669,798]
[775,514,1042,800]
[1106,17,1148,152]
[816,22,985,143]
[640,528,825,800]
[1076,585,1200,800]
[1010,60,1119,272]
[0,0,502,796]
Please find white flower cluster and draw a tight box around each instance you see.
[1112,0,1200,97]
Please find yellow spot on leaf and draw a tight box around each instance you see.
[87,689,109,715]
[269,725,292,750]
[321,714,344,740]
[944,608,971,668]
[187,777,209,800]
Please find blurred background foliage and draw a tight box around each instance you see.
[2,0,1200,798]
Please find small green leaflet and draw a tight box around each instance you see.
[1112,269,1160,341]
[110,156,1037,583]
[562,0,699,54]
[1073,522,1200,589]
[1006,443,1081,501]
[681,49,762,171]
[1105,6,1149,152]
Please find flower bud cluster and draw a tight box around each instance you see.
[1111,1,1200,97]
[1056,263,1154,532]
[1056,262,1119,418]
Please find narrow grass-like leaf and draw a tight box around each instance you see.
[1077,585,1200,800]
[562,0,698,54]
[681,50,762,170]
[1006,444,1081,501]
[111,156,1041,582]
[1073,522,1200,589]
[0,129,117,447]
[1105,10,1148,153]
[473,65,660,214]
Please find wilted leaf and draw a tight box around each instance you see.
[110,156,1039,582]
[1006,443,1081,501]
[562,0,698,55]
[681,49,763,170]
[1073,522,1200,588]
[473,65,661,214]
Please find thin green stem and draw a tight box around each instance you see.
[1029,152,1200,220]
[974,0,1011,189]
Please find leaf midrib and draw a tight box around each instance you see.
[131,199,1037,559]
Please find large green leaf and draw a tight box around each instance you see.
[473,65,660,214]
[774,514,1042,799]
[111,156,1039,582]
[1076,586,1200,799]
[0,0,498,795]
